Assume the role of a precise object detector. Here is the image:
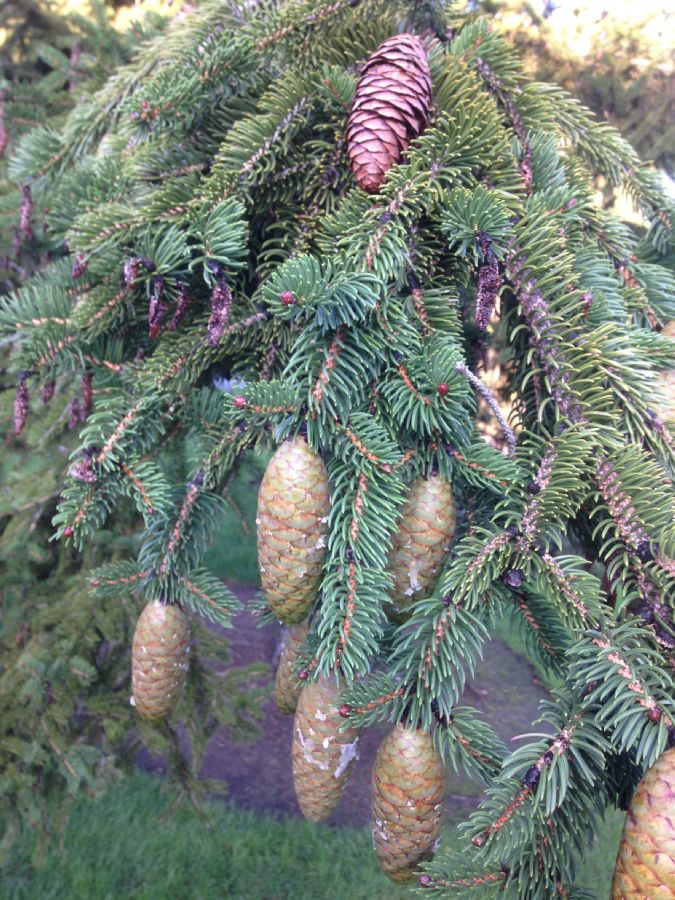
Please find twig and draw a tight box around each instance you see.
[454,362,517,454]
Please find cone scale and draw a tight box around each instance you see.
[388,474,456,617]
[371,724,446,883]
[346,34,432,193]
[257,437,330,624]
[274,621,309,715]
[131,600,189,722]
[611,747,675,899]
[291,674,360,822]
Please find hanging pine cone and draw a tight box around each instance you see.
[346,34,432,193]
[131,600,190,722]
[388,474,456,618]
[257,436,330,624]
[611,747,675,898]
[372,724,446,883]
[292,673,360,822]
[274,621,310,715]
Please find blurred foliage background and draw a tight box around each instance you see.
[480,0,673,178]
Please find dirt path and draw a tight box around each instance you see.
[138,584,548,828]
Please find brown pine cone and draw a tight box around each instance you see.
[274,621,309,715]
[131,600,190,721]
[611,747,675,898]
[346,34,432,193]
[388,474,456,618]
[372,723,446,883]
[292,673,360,822]
[257,436,330,624]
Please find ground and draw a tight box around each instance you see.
[138,584,549,829]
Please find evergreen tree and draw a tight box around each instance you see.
[2,0,674,895]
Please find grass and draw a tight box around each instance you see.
[5,772,409,900]
[4,770,623,900]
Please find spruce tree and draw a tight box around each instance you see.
[2,1,674,895]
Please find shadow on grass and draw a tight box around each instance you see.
[4,769,623,900]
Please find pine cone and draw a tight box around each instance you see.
[388,475,456,617]
[257,436,330,624]
[346,34,432,193]
[131,600,190,721]
[372,723,446,883]
[274,621,309,715]
[611,747,675,898]
[292,673,360,822]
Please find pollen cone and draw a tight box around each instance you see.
[292,673,360,822]
[257,436,330,624]
[131,600,189,722]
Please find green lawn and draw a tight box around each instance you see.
[4,770,622,899]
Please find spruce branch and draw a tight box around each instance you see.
[454,361,516,454]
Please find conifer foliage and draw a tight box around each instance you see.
[2,0,675,894]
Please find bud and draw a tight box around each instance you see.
[233,396,247,410]
[338,704,353,719]
[437,383,449,396]
[63,525,74,538]
[503,569,525,588]
[298,669,309,681]
[280,291,295,306]
[418,874,433,887]
[523,764,541,789]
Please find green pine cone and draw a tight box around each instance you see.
[131,600,190,722]
[611,746,675,899]
[291,673,360,822]
[388,475,456,616]
[257,437,330,624]
[274,622,309,715]
[372,723,445,883]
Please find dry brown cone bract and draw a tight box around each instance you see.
[131,600,190,721]
[346,33,432,193]
[611,746,675,898]
[274,621,309,714]
[372,723,446,883]
[257,436,330,624]
[388,474,456,618]
[291,673,360,822]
